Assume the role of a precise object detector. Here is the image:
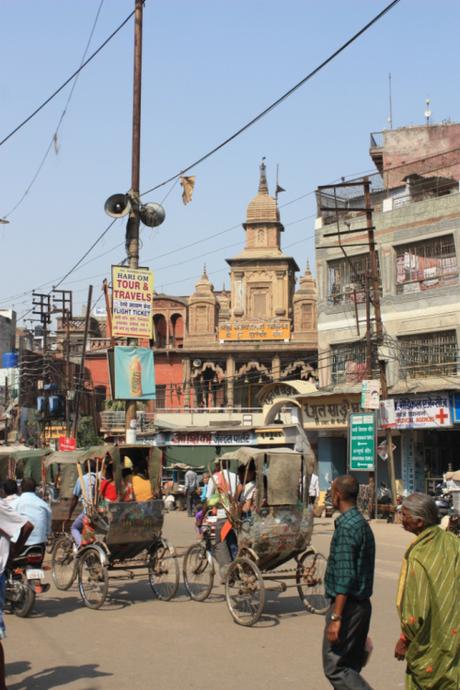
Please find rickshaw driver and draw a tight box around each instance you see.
[197,458,240,577]
[67,459,98,548]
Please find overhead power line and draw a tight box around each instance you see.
[0,5,136,148]
[3,0,105,219]
[140,0,402,197]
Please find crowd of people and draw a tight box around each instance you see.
[0,461,458,689]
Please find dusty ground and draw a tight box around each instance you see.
[5,512,412,690]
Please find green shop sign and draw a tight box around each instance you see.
[349,412,376,471]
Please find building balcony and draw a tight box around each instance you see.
[99,407,265,434]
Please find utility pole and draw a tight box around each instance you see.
[52,289,73,436]
[125,0,144,439]
[363,177,397,506]
[317,178,398,507]
[32,292,52,446]
[72,285,93,441]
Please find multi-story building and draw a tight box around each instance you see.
[85,161,318,434]
[307,122,460,493]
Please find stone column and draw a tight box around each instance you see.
[272,354,281,381]
[183,358,191,407]
[226,354,235,407]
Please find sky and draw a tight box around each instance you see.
[1,0,460,324]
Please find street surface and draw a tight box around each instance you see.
[5,513,412,690]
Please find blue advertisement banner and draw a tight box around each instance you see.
[113,346,155,400]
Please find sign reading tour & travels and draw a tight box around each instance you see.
[111,265,153,339]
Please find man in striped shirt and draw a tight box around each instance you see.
[323,474,375,690]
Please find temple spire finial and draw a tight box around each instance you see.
[258,157,268,194]
[202,263,207,277]
[306,259,311,273]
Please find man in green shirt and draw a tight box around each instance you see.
[323,474,375,689]
[395,493,460,689]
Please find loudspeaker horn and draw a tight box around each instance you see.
[104,193,131,218]
[140,202,166,228]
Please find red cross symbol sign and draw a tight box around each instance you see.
[435,408,449,425]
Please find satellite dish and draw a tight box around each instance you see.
[193,359,202,368]
[140,202,165,228]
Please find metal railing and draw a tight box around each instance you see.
[370,131,384,148]
[100,407,263,432]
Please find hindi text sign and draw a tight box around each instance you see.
[112,266,153,339]
[349,413,376,471]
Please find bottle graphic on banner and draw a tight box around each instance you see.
[130,355,143,397]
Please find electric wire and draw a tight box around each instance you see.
[2,0,105,219]
[140,0,402,197]
[0,5,136,148]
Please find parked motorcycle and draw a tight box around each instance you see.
[5,545,47,618]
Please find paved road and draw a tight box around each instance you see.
[5,513,412,690]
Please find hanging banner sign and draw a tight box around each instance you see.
[110,346,156,401]
[394,393,452,429]
[111,265,153,339]
[360,379,381,410]
[378,399,396,429]
[152,430,257,446]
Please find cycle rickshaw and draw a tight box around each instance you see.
[183,446,328,626]
[48,443,179,609]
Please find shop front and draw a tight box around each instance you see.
[394,391,460,493]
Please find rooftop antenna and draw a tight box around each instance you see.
[387,73,393,129]
[424,97,432,126]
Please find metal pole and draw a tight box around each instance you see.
[125,0,143,439]
[363,177,397,507]
[65,310,71,436]
[72,285,93,440]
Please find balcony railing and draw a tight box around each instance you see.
[370,131,384,148]
[100,407,263,433]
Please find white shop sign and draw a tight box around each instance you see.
[394,393,452,429]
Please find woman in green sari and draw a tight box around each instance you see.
[395,493,460,689]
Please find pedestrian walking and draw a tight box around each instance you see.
[184,468,199,517]
[394,493,460,689]
[323,474,375,690]
[309,471,320,505]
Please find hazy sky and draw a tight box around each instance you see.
[1,0,460,323]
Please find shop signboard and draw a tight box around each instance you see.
[218,321,290,342]
[153,430,257,446]
[58,436,76,452]
[110,346,156,401]
[349,413,376,471]
[451,393,460,424]
[302,395,361,430]
[111,265,153,339]
[394,393,452,429]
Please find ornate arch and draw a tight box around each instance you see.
[281,360,315,380]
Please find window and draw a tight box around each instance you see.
[331,341,373,384]
[155,384,166,409]
[327,254,380,305]
[395,235,458,294]
[398,330,457,378]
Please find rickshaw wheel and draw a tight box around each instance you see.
[296,549,329,615]
[183,542,214,601]
[78,548,108,609]
[51,534,77,591]
[225,556,265,627]
[148,541,179,601]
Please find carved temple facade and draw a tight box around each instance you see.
[85,161,318,411]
